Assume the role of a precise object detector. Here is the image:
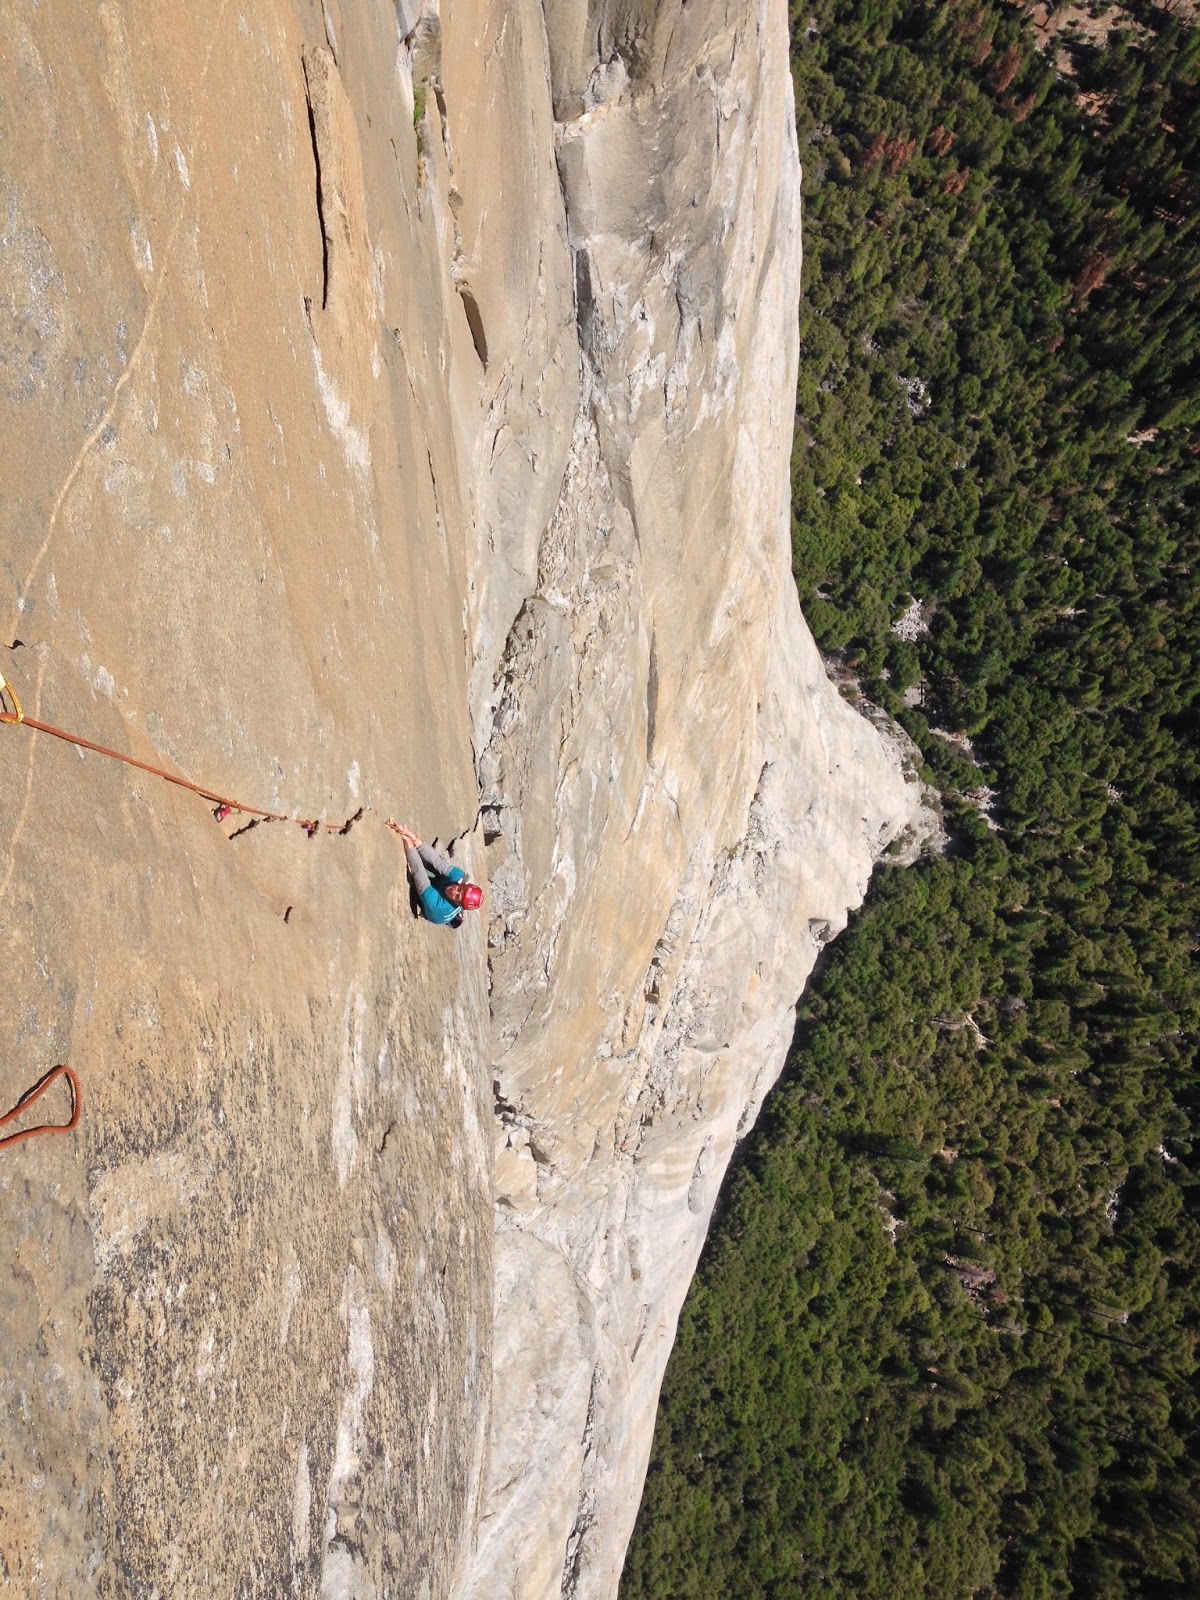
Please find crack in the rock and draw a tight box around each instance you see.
[337,806,364,836]
[302,63,330,310]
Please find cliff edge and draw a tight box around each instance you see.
[0,3,930,1597]
[458,2,932,1597]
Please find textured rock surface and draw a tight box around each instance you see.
[0,3,930,1597]
[460,3,933,1598]
[0,5,494,1596]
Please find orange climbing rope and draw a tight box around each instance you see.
[1,665,368,1151]
[0,668,358,836]
[0,1064,81,1151]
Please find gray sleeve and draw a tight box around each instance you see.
[418,841,455,878]
[405,844,432,895]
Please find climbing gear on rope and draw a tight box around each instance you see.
[0,667,355,836]
[0,665,354,1154]
[0,663,477,1154]
[0,1064,81,1151]
[0,667,24,726]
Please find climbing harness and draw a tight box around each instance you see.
[0,1064,81,1151]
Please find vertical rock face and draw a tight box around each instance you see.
[0,3,929,1596]
[0,5,498,1596]
[460,3,933,1597]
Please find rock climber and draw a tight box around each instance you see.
[388,820,483,928]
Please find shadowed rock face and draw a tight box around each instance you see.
[0,3,930,1597]
[456,3,933,1598]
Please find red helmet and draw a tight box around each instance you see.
[462,882,483,911]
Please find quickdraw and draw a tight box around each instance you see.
[0,666,24,726]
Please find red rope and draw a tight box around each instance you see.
[0,681,367,1152]
[0,1064,81,1151]
[1,708,353,834]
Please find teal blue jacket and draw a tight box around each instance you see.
[406,842,467,926]
[420,866,466,925]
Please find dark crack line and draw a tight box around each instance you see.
[302,69,330,310]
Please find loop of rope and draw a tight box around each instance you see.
[1,665,373,1151]
[0,1064,81,1151]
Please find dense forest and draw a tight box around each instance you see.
[622,2,1199,1596]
